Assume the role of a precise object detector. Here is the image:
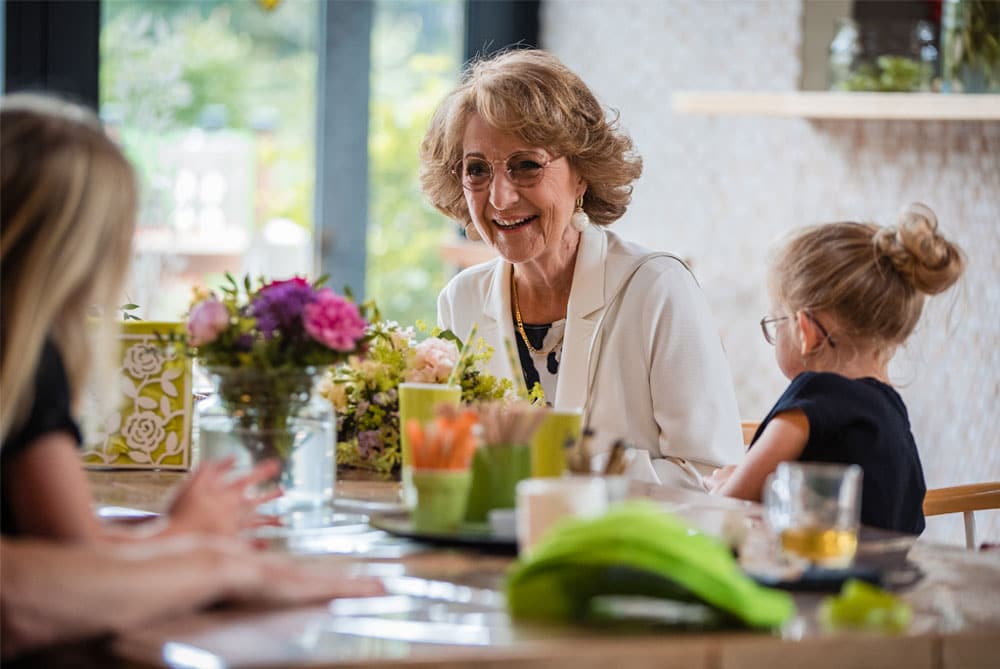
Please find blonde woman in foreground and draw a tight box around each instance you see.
[707,204,964,535]
[0,93,278,540]
[0,95,383,659]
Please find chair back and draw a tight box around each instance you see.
[741,421,760,446]
[923,482,1000,549]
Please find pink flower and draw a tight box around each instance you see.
[187,299,230,346]
[303,288,367,352]
[406,337,459,383]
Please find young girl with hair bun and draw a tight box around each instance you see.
[707,204,965,534]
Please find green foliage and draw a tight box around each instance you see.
[840,56,931,92]
[366,2,463,327]
[323,320,512,478]
[120,303,142,321]
[942,0,1000,92]
[102,1,464,326]
[100,1,318,230]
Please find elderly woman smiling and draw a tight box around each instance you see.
[420,50,743,489]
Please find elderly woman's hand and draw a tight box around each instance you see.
[166,457,283,537]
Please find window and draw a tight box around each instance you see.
[101,0,320,319]
[366,0,464,325]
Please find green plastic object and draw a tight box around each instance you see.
[411,469,472,533]
[464,444,531,522]
[506,502,795,629]
[819,579,912,633]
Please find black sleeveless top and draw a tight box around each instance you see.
[752,371,926,535]
[1,340,83,535]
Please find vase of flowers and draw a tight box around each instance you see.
[185,274,369,513]
[321,321,512,479]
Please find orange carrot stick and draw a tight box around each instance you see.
[406,419,425,469]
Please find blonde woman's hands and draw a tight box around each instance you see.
[222,548,387,605]
[1,535,385,659]
[166,457,283,537]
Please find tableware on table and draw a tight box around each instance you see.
[398,382,462,507]
[465,443,532,522]
[487,508,516,540]
[406,409,478,532]
[368,514,517,553]
[764,462,862,568]
[463,401,545,522]
[198,365,335,514]
[515,476,608,555]
[530,408,582,477]
[411,469,473,533]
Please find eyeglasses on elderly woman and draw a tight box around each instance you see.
[760,311,837,348]
[451,150,560,192]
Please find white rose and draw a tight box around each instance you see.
[121,411,167,451]
[123,343,164,378]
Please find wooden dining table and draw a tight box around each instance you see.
[84,469,999,668]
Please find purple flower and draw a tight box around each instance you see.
[234,334,254,352]
[303,288,367,352]
[187,299,230,346]
[251,277,317,339]
[357,430,382,459]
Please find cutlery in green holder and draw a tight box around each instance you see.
[464,443,532,522]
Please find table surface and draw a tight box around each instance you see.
[86,470,1000,669]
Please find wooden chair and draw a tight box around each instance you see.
[740,421,760,446]
[923,482,1000,549]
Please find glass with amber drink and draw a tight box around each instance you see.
[765,462,862,568]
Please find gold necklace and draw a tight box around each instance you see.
[511,272,564,356]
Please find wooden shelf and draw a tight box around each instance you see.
[671,91,1000,120]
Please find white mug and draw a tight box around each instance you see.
[515,477,608,556]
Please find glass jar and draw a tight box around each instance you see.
[911,20,939,91]
[195,366,336,514]
[941,0,1000,93]
[829,17,862,90]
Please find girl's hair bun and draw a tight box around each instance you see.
[872,203,965,295]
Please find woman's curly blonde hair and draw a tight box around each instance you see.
[419,49,642,227]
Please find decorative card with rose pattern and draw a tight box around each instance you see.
[81,321,193,470]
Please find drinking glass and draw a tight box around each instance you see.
[411,468,472,533]
[529,408,582,477]
[398,382,461,507]
[764,462,862,568]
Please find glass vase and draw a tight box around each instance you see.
[195,366,335,514]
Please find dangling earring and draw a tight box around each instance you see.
[570,194,589,232]
[464,221,482,242]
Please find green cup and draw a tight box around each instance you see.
[530,409,582,477]
[411,468,472,533]
[464,443,532,522]
[398,382,461,507]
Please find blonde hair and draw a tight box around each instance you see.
[1,94,138,443]
[419,49,642,227]
[770,203,965,351]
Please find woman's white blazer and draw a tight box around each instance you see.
[437,225,744,489]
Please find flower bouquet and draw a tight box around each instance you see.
[321,321,512,478]
[180,274,370,510]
